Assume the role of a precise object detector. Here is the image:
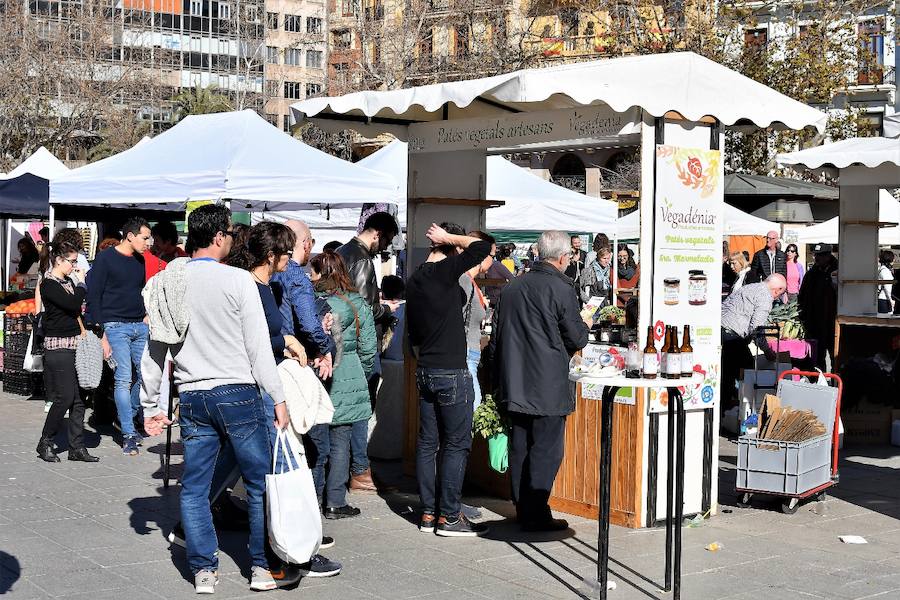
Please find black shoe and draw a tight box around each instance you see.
[320,535,335,550]
[67,448,100,463]
[36,438,60,463]
[419,513,436,533]
[211,495,249,530]
[461,503,483,520]
[324,505,361,520]
[521,518,569,532]
[435,514,488,537]
[298,554,342,577]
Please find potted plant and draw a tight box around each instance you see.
[473,394,508,473]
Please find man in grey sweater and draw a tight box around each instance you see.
[141,204,290,594]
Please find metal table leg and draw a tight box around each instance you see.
[597,385,618,600]
[673,389,686,600]
[664,386,675,591]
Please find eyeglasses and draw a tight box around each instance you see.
[221,230,235,238]
[284,250,293,257]
[766,236,778,240]
[64,257,78,265]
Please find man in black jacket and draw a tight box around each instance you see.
[336,211,400,327]
[750,230,787,280]
[489,230,590,531]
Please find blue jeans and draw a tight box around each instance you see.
[179,384,272,574]
[415,368,474,519]
[209,392,277,503]
[105,321,149,438]
[303,424,330,504]
[350,419,370,476]
[326,423,354,508]
[467,349,482,412]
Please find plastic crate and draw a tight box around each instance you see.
[3,370,34,396]
[736,377,839,496]
[736,435,831,494]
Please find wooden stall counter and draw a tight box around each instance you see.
[549,381,645,528]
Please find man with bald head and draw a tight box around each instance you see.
[750,230,787,279]
[720,274,787,407]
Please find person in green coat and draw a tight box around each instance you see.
[309,250,377,520]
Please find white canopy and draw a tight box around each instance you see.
[1,147,69,180]
[796,190,900,245]
[262,140,617,233]
[777,137,900,171]
[615,203,779,239]
[50,110,398,211]
[292,52,826,134]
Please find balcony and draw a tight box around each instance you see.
[525,34,616,59]
[364,4,384,20]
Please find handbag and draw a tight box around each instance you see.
[23,328,43,372]
[487,430,509,473]
[75,317,104,390]
[266,429,322,564]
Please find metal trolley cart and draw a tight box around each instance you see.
[735,369,842,514]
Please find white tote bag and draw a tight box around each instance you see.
[266,429,322,564]
[23,330,43,372]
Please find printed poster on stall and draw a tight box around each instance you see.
[648,145,724,413]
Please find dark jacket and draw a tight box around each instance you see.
[336,238,390,325]
[751,248,787,280]
[488,261,589,416]
[40,276,86,338]
[272,260,335,359]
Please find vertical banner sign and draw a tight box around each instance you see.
[649,146,724,412]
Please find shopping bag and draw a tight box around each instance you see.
[487,430,509,473]
[266,429,322,564]
[23,330,43,372]
[75,330,104,390]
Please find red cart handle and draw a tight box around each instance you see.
[777,369,842,478]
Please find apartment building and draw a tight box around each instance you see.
[263,0,327,131]
[742,4,896,135]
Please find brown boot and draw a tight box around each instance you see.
[349,469,378,493]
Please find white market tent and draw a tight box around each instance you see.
[263,140,618,233]
[50,110,399,212]
[615,203,780,239]
[777,134,900,316]
[1,147,69,181]
[292,52,826,134]
[796,189,900,245]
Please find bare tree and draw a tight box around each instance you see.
[0,0,146,169]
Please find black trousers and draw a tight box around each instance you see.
[509,411,566,523]
[40,349,85,450]
[721,330,753,410]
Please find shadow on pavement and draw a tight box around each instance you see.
[0,551,21,594]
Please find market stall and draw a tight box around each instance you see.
[49,110,399,224]
[293,51,825,599]
[777,135,900,445]
[795,189,900,245]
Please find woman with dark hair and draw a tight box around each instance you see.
[616,243,640,307]
[309,250,377,520]
[785,243,804,302]
[877,249,895,314]
[36,241,99,463]
[16,236,40,275]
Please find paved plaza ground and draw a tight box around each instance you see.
[1,392,899,600]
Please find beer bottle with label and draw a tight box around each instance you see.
[643,325,658,379]
[667,326,682,380]
[659,326,670,379]
[680,325,694,378]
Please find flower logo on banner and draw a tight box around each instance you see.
[701,385,714,403]
[656,145,721,199]
[654,320,665,342]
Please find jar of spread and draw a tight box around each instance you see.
[688,270,707,306]
[663,278,680,305]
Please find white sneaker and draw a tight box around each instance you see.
[249,565,277,591]
[194,570,218,594]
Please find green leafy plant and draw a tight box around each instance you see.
[767,301,806,340]
[473,394,507,439]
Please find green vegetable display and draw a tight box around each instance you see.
[597,306,625,323]
[767,301,806,341]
